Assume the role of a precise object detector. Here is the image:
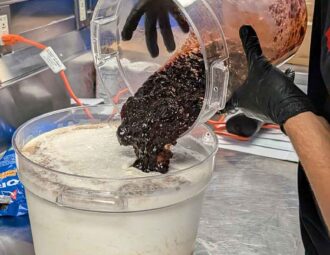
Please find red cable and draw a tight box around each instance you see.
[59,70,83,106]
[2,34,46,50]
[2,34,93,119]
[113,88,129,104]
[59,71,93,119]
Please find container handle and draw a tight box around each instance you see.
[56,187,127,212]
[209,59,229,110]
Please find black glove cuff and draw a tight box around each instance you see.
[277,98,316,126]
[280,125,287,135]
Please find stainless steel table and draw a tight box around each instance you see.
[198,150,304,255]
[0,150,304,255]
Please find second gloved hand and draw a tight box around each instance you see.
[225,64,296,138]
[122,0,189,58]
[228,25,315,126]
[226,113,263,138]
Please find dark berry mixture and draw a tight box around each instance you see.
[117,45,205,173]
[116,35,250,173]
[116,33,261,173]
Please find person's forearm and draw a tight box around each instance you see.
[284,112,330,232]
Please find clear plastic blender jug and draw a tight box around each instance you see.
[91,0,307,123]
[13,105,218,255]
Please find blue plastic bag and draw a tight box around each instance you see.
[0,117,28,216]
[0,117,15,150]
[0,147,28,216]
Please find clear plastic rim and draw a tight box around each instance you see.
[13,105,219,182]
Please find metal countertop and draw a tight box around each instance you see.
[0,150,304,255]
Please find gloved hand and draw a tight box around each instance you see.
[228,25,315,126]
[225,68,296,138]
[226,113,263,138]
[122,0,190,58]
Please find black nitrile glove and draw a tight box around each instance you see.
[122,0,189,58]
[226,114,262,138]
[228,25,315,125]
[225,69,296,138]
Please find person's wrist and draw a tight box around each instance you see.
[283,111,316,134]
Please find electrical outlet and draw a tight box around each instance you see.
[0,15,9,36]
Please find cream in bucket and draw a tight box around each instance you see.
[13,105,218,255]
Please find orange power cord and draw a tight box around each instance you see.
[1,34,93,119]
[2,34,281,133]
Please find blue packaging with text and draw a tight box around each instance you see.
[0,147,28,216]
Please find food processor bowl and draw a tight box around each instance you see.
[91,0,307,125]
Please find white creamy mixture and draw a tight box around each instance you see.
[20,123,212,255]
[22,123,205,178]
